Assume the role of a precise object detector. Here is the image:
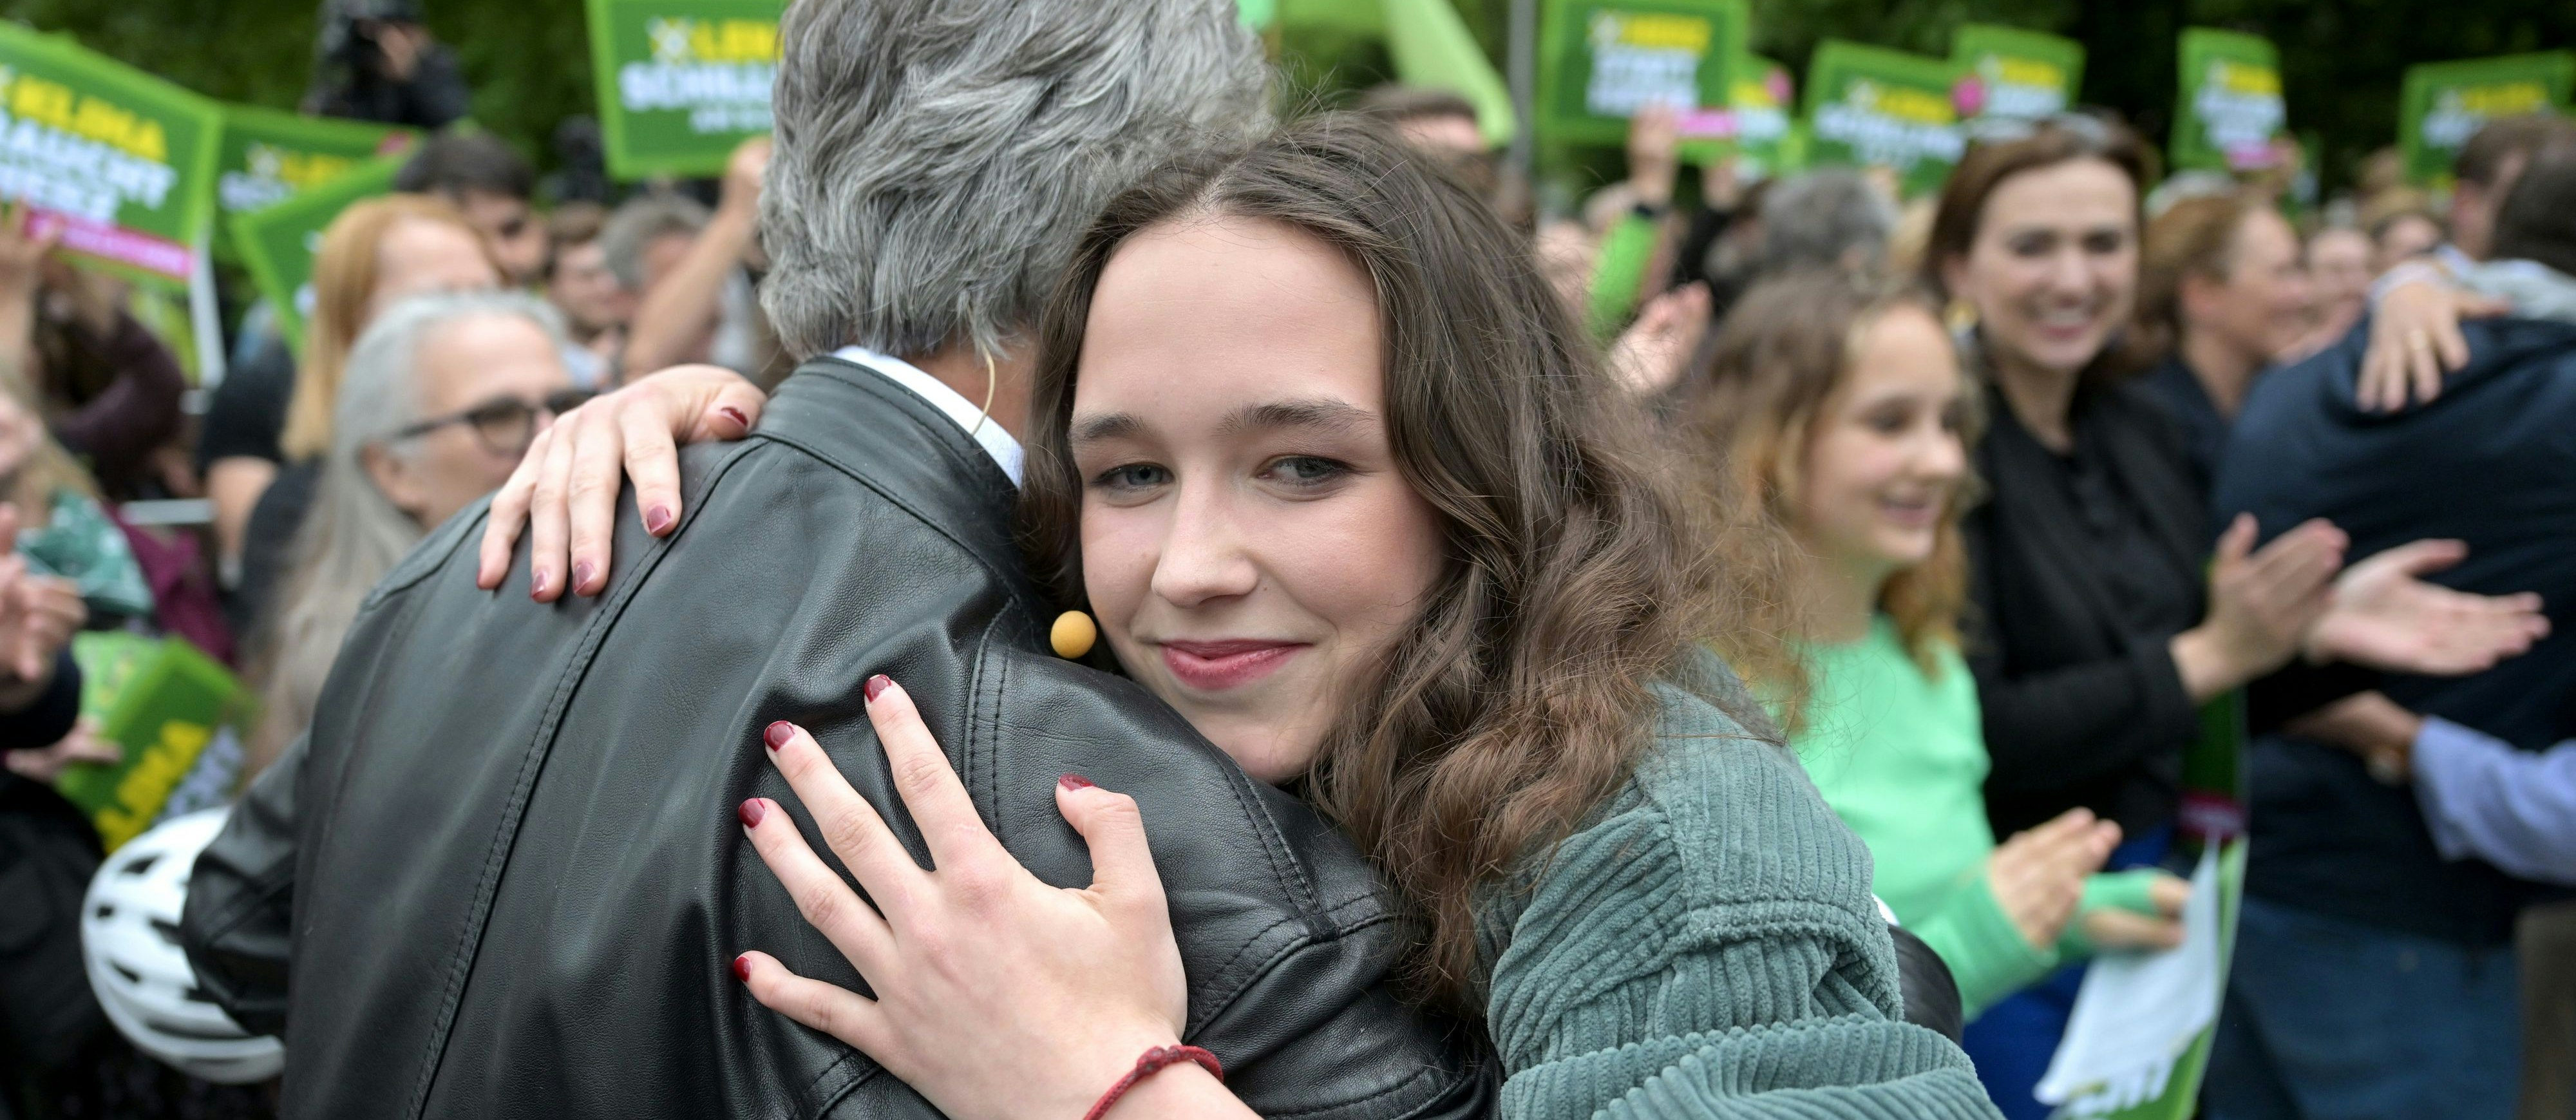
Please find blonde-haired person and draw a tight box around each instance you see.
[2134,192,2313,482]
[201,194,498,631]
[1681,269,2189,1024]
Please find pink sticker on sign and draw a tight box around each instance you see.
[23,210,191,282]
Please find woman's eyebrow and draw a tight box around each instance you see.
[1069,412,1146,444]
[1217,399,1374,437]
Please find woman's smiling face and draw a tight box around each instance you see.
[1068,214,1447,784]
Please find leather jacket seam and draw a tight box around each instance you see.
[399,439,768,1119]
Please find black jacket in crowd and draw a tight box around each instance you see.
[179,356,1492,1119]
[1962,370,2212,841]
[2215,317,2576,945]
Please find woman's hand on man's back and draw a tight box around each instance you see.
[475,363,764,600]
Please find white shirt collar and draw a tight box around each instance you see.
[831,345,1024,488]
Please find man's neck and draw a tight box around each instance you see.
[905,342,1035,442]
[2179,328,2258,418]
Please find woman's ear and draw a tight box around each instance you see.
[362,443,430,520]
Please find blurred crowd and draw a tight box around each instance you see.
[0,5,2571,1118]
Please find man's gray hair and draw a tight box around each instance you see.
[761,0,1269,359]
[600,192,712,292]
[1760,169,1900,274]
[247,290,570,772]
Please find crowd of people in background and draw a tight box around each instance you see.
[1,1,2573,1117]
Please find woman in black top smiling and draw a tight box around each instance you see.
[1918,118,2547,1120]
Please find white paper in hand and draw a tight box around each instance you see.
[2033,846,2224,1114]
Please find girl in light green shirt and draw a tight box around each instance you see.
[1685,272,2186,1019]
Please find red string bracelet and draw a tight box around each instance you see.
[1083,1044,1224,1120]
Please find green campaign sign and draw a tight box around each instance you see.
[2172,28,2287,173]
[1537,0,1748,146]
[1803,40,1964,197]
[231,151,402,352]
[1706,56,1795,180]
[216,105,411,220]
[586,0,784,180]
[2399,53,2574,187]
[54,632,251,851]
[1951,24,2083,122]
[0,25,221,288]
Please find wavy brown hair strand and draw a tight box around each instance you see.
[1018,117,1799,1013]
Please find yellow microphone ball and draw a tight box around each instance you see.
[1050,611,1097,660]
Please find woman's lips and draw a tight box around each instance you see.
[1159,640,1309,691]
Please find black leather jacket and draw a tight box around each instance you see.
[180,356,1493,1119]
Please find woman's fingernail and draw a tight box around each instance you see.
[738,797,766,828]
[763,721,794,751]
[645,504,674,534]
[573,562,598,591]
[529,568,550,598]
[719,406,749,429]
[1059,774,1094,792]
[732,953,753,983]
[863,674,891,703]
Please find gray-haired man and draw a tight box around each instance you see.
[177,1,1493,1116]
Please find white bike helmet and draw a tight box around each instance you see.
[81,808,284,1084]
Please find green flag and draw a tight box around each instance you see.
[1802,40,1964,198]
[1536,0,1748,146]
[2172,28,2287,173]
[2399,53,2574,187]
[0,24,222,289]
[230,151,403,353]
[1951,24,2083,122]
[1381,0,1517,146]
[585,0,784,180]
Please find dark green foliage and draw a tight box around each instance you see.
[1,0,593,174]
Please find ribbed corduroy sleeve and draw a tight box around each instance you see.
[1482,690,2002,1119]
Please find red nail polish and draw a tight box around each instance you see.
[719,406,749,429]
[763,721,794,751]
[644,504,674,534]
[732,953,752,983]
[737,798,766,828]
[863,674,891,702]
[1059,774,1094,792]
[573,562,598,591]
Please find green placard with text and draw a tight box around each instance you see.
[230,151,402,353]
[1537,0,1747,146]
[2399,53,2573,187]
[216,106,411,224]
[1951,24,2083,122]
[1803,40,1963,197]
[585,0,784,180]
[0,25,221,288]
[2172,28,2287,173]
[1705,56,1795,180]
[53,632,251,852]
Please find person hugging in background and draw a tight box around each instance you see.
[1678,269,2188,1025]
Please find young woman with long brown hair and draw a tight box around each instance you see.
[495,117,1996,1117]
[734,116,1996,1118]
[1680,269,2189,1029]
